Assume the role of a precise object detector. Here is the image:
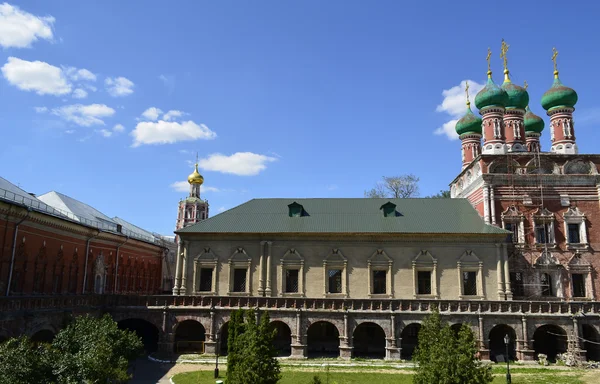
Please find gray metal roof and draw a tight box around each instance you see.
[176,198,509,236]
[38,191,118,231]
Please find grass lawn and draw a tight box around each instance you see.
[172,369,585,384]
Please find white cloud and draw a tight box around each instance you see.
[51,103,115,127]
[131,120,216,147]
[2,57,71,95]
[64,67,96,82]
[65,130,75,134]
[163,110,184,121]
[112,123,125,133]
[203,186,220,192]
[140,107,162,121]
[98,129,112,138]
[34,106,48,113]
[0,3,55,48]
[72,88,87,99]
[105,76,134,97]
[199,152,277,176]
[434,80,484,140]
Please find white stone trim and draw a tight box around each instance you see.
[457,250,484,300]
[412,250,438,299]
[279,248,305,297]
[228,247,252,296]
[367,249,393,298]
[323,248,348,298]
[192,247,218,295]
[563,206,589,249]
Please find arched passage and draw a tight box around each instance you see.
[353,322,386,359]
[31,329,54,344]
[219,322,229,355]
[174,320,206,354]
[533,324,567,362]
[582,325,600,362]
[118,318,159,353]
[488,324,517,362]
[451,323,463,338]
[270,321,292,357]
[307,321,340,358]
[400,323,421,360]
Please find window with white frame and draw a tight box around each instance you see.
[368,249,393,298]
[501,206,525,244]
[193,248,218,295]
[534,252,562,298]
[279,249,304,297]
[563,206,588,248]
[323,249,348,297]
[412,250,438,298]
[228,248,252,295]
[457,250,483,299]
[567,253,592,300]
[533,208,556,246]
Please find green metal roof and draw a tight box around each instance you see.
[176,198,508,236]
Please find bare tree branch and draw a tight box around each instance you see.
[365,175,420,198]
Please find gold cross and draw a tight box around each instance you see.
[465,81,470,103]
[552,47,558,72]
[500,39,509,71]
[523,80,528,90]
[196,152,199,165]
[486,47,492,72]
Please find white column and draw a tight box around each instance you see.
[173,239,183,295]
[265,241,272,296]
[490,186,497,225]
[483,184,491,224]
[496,243,505,300]
[180,241,188,294]
[258,241,266,296]
[503,244,512,300]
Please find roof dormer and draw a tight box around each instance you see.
[380,202,398,217]
[288,202,305,217]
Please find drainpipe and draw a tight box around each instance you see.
[82,230,101,294]
[114,236,129,293]
[6,207,32,296]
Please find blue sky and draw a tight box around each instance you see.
[1,1,599,235]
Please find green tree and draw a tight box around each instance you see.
[365,175,420,198]
[0,337,55,384]
[226,308,245,384]
[228,310,281,384]
[413,311,492,384]
[426,190,451,198]
[52,314,143,383]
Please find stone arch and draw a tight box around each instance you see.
[533,324,567,362]
[488,324,517,362]
[118,318,160,353]
[525,157,557,175]
[219,321,230,355]
[564,159,595,175]
[352,322,386,359]
[307,321,340,358]
[400,323,421,360]
[31,329,55,344]
[582,324,600,362]
[450,323,463,337]
[270,321,292,357]
[174,320,206,354]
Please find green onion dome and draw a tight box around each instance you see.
[501,70,529,109]
[455,102,483,136]
[541,72,578,111]
[524,106,545,134]
[475,72,509,110]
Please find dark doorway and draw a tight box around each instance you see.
[174,320,206,354]
[118,318,160,353]
[270,321,292,357]
[582,325,600,362]
[353,322,386,359]
[219,322,229,355]
[400,323,421,360]
[533,324,567,362]
[307,321,340,358]
[31,329,54,344]
[489,324,517,362]
[451,323,463,338]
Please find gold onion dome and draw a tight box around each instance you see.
[187,164,204,185]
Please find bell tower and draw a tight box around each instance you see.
[175,159,209,233]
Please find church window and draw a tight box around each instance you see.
[457,251,483,299]
[462,271,477,296]
[572,274,586,298]
[372,270,387,294]
[227,248,251,295]
[501,206,525,245]
[285,269,299,293]
[535,223,552,243]
[280,249,305,297]
[417,271,431,295]
[328,269,342,294]
[323,249,347,297]
[510,272,525,297]
[199,268,213,292]
[563,207,588,248]
[233,268,247,292]
[367,249,393,298]
[541,273,553,296]
[568,224,581,244]
[533,208,556,246]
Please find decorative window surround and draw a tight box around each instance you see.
[566,253,593,300]
[193,247,218,295]
[228,247,252,296]
[457,251,484,300]
[367,249,393,298]
[501,206,525,246]
[412,250,438,299]
[563,206,589,250]
[532,208,557,248]
[323,249,348,298]
[279,248,305,297]
[533,251,563,299]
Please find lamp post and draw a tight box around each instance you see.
[504,334,511,384]
[214,333,220,379]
